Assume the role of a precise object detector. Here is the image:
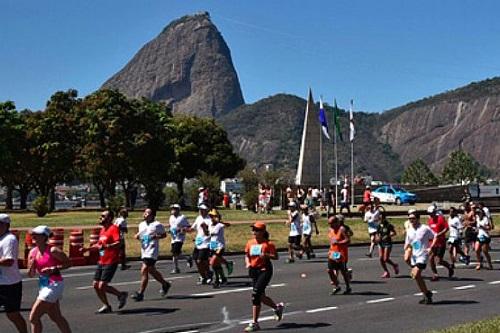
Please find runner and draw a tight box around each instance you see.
[364,202,380,258]
[462,202,477,263]
[404,212,435,304]
[0,214,28,333]
[190,204,213,284]
[327,215,352,295]
[114,208,130,270]
[82,210,128,314]
[27,226,71,333]
[360,185,372,213]
[475,208,493,270]
[285,202,302,263]
[403,210,416,267]
[300,205,319,259]
[131,209,171,301]
[168,204,193,274]
[337,214,354,281]
[208,209,232,288]
[447,207,467,268]
[427,205,454,281]
[477,202,494,230]
[244,222,284,332]
[376,212,399,278]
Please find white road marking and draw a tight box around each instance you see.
[306,306,338,313]
[488,280,500,285]
[414,291,437,296]
[453,285,476,290]
[366,297,395,304]
[238,310,303,325]
[76,276,189,290]
[191,283,286,297]
[357,258,377,261]
[136,322,217,333]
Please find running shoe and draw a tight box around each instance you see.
[347,268,353,281]
[131,292,144,302]
[418,291,433,305]
[160,282,171,297]
[95,305,112,314]
[226,261,234,276]
[117,292,128,309]
[465,256,470,266]
[475,265,481,271]
[274,302,284,321]
[393,264,399,275]
[187,256,193,268]
[330,286,342,295]
[244,322,260,332]
[365,253,372,258]
[306,252,311,260]
[343,287,352,295]
[206,271,214,284]
[220,277,228,285]
[430,275,439,282]
[448,266,455,278]
[296,252,303,260]
[381,272,390,278]
[285,258,295,264]
[212,280,221,289]
[310,253,316,259]
[171,268,180,274]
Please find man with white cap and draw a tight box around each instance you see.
[339,184,351,216]
[0,214,28,333]
[168,204,192,274]
[189,204,213,284]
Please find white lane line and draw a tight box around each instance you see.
[488,280,500,285]
[238,310,303,325]
[136,322,217,333]
[191,283,286,297]
[357,258,377,261]
[306,306,338,313]
[366,297,395,304]
[453,285,476,290]
[414,291,437,296]
[76,276,189,290]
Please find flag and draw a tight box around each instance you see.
[318,97,330,140]
[349,99,355,142]
[333,99,343,141]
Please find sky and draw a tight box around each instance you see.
[2,0,500,113]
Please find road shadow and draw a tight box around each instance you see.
[118,307,179,315]
[393,275,412,279]
[226,275,250,279]
[350,291,390,296]
[431,300,479,306]
[267,322,332,330]
[350,280,386,284]
[166,294,213,300]
[448,277,484,282]
[223,281,252,287]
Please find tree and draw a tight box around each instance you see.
[401,159,438,185]
[441,150,481,184]
[26,90,80,210]
[170,116,245,204]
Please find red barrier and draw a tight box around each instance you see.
[87,228,101,265]
[48,228,64,250]
[69,229,86,266]
[10,229,26,269]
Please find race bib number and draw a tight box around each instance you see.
[39,275,50,289]
[448,237,456,243]
[142,234,151,248]
[250,244,263,256]
[170,227,177,238]
[209,240,218,250]
[303,224,311,234]
[330,251,341,261]
[291,223,297,233]
[411,241,421,251]
[99,249,105,257]
[195,236,204,247]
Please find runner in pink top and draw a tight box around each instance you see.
[27,226,71,333]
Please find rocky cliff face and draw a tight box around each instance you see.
[379,78,500,176]
[102,12,244,118]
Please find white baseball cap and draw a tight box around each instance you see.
[31,225,51,237]
[170,204,181,209]
[427,205,437,214]
[198,204,208,210]
[0,214,11,224]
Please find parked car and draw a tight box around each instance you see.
[371,185,417,205]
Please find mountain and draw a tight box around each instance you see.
[379,78,500,177]
[102,12,244,118]
[217,94,404,181]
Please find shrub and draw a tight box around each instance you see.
[107,195,125,215]
[32,196,48,217]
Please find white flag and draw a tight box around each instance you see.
[349,99,355,142]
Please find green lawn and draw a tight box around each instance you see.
[427,316,500,333]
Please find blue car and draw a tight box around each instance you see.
[371,185,417,205]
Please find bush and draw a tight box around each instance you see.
[107,195,125,215]
[243,189,259,212]
[32,196,48,217]
[164,186,180,208]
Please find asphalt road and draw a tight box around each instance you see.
[3,240,500,333]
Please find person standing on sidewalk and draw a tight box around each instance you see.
[27,225,72,333]
[131,209,171,301]
[114,208,130,271]
[82,210,128,314]
[405,212,436,304]
[0,214,28,333]
[244,222,284,332]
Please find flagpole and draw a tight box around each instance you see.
[334,100,338,212]
[319,96,323,189]
[350,100,354,209]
